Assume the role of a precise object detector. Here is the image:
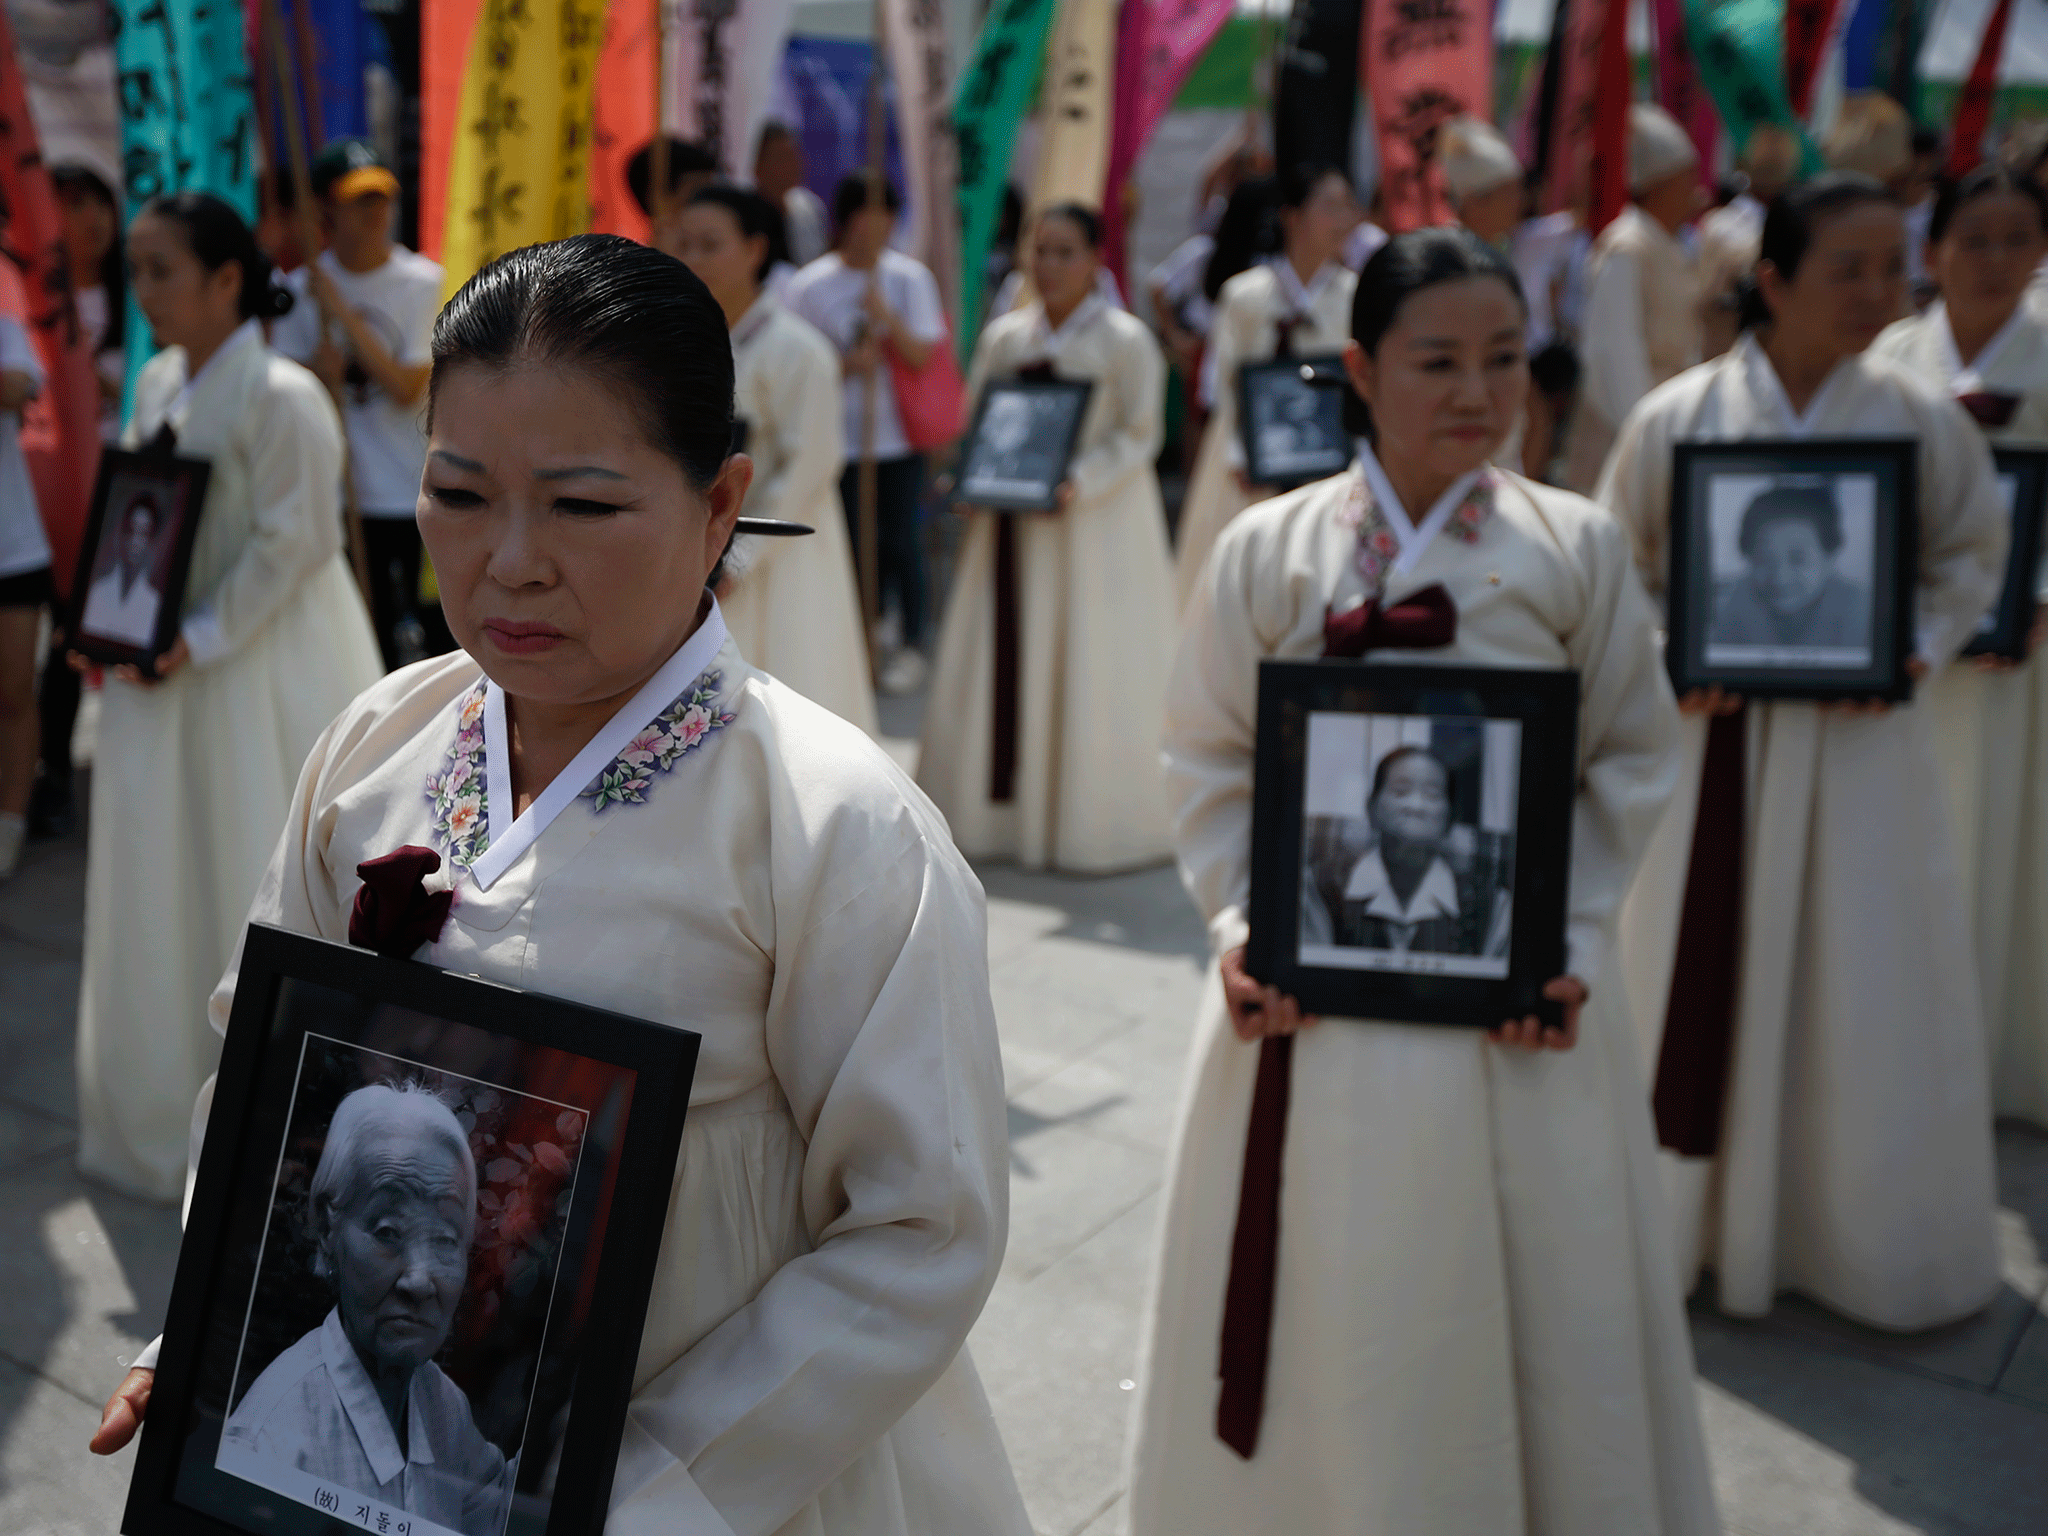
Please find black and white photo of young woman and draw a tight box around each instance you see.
[214,1035,591,1536]
[1705,473,1876,667]
[1296,711,1519,979]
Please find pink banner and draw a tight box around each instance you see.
[883,0,963,325]
[1543,0,1608,213]
[1652,0,1719,182]
[1101,0,1235,293]
[1362,0,1497,231]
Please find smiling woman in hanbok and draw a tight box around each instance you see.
[1128,228,1716,1536]
[1600,174,2008,1330]
[91,236,1031,1536]
[75,194,380,1203]
[1871,166,2048,1128]
[669,184,876,735]
[1172,164,1360,610]
[918,203,1175,871]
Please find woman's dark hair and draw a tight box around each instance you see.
[1368,745,1451,818]
[831,171,901,232]
[624,137,719,214]
[687,183,787,285]
[138,191,294,321]
[1738,482,1842,556]
[1037,201,1103,249]
[1202,173,1279,301]
[1342,226,1527,437]
[1737,172,1898,330]
[1928,163,2048,245]
[51,164,127,351]
[1277,160,1346,213]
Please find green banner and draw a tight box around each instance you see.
[1683,0,1822,176]
[952,0,1059,356]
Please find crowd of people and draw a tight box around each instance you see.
[18,83,2040,1536]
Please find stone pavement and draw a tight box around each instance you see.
[5,801,2048,1535]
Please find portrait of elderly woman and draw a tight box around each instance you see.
[218,1082,514,1536]
[1299,737,1515,973]
[1707,478,1874,662]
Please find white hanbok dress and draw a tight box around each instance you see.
[1872,303,2048,1127]
[918,294,1176,871]
[1599,334,2008,1329]
[193,604,1032,1536]
[1173,259,1356,611]
[76,321,381,1203]
[717,295,878,737]
[1130,464,1718,1535]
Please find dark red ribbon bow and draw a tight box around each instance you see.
[1320,582,1459,658]
[348,846,454,958]
[1957,391,2021,429]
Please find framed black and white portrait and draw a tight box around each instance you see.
[67,447,211,671]
[1246,662,1579,1028]
[1666,439,1918,701]
[1238,354,1351,490]
[1963,447,2048,662]
[952,379,1092,512]
[125,925,699,1536]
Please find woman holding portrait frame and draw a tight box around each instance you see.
[1872,165,2048,1131]
[1598,173,2009,1332]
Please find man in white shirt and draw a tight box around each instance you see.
[271,139,445,670]
[784,174,949,693]
[754,121,829,267]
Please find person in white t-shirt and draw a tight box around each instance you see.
[755,121,829,268]
[270,138,445,670]
[784,175,949,693]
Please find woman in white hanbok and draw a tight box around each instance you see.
[671,185,876,736]
[74,194,380,1203]
[1601,174,2008,1329]
[1173,165,1360,610]
[91,235,1030,1536]
[1872,166,2048,1127]
[1129,228,1717,1536]
[919,203,1175,871]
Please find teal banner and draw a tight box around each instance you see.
[1684,0,1823,176]
[109,0,260,399]
[951,0,1059,357]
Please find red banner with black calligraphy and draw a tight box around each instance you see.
[1362,0,1498,232]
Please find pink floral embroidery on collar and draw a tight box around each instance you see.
[425,682,491,870]
[581,670,736,811]
[1338,468,1496,596]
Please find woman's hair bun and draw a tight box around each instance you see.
[262,278,296,319]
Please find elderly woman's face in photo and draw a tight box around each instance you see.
[319,1121,473,1377]
[1369,752,1450,847]
[1746,514,1833,616]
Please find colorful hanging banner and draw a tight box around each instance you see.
[419,0,484,260]
[1683,0,1822,180]
[882,0,963,325]
[953,0,1060,350]
[588,0,655,244]
[1026,0,1116,220]
[109,0,258,396]
[1544,0,1607,212]
[1947,0,2017,176]
[0,7,104,598]
[1101,0,1236,297]
[1590,0,1631,233]
[1783,0,1845,118]
[1652,0,1721,180]
[437,0,607,300]
[665,0,796,178]
[1362,0,1497,230]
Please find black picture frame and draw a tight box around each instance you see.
[124,924,700,1536]
[1666,438,1918,701]
[1246,661,1580,1029]
[951,378,1093,512]
[67,446,212,672]
[1238,353,1351,490]
[1963,447,2048,662]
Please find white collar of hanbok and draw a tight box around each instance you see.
[1931,299,2029,396]
[731,292,779,350]
[1355,442,1484,578]
[1027,290,1109,357]
[1343,848,1460,923]
[468,600,730,891]
[317,1307,435,1485]
[1268,255,1340,316]
[1734,332,1855,439]
[167,318,262,422]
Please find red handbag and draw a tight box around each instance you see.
[887,324,968,451]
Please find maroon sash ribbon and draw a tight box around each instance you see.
[989,361,1060,803]
[1651,708,1746,1156]
[1214,582,1459,1460]
[1957,391,2021,429]
[348,845,454,958]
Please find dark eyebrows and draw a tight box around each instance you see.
[535,465,630,482]
[429,449,486,472]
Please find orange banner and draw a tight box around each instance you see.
[590,0,655,243]
[1361,0,1496,232]
[420,0,485,261]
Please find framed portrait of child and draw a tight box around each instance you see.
[1664,439,1919,702]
